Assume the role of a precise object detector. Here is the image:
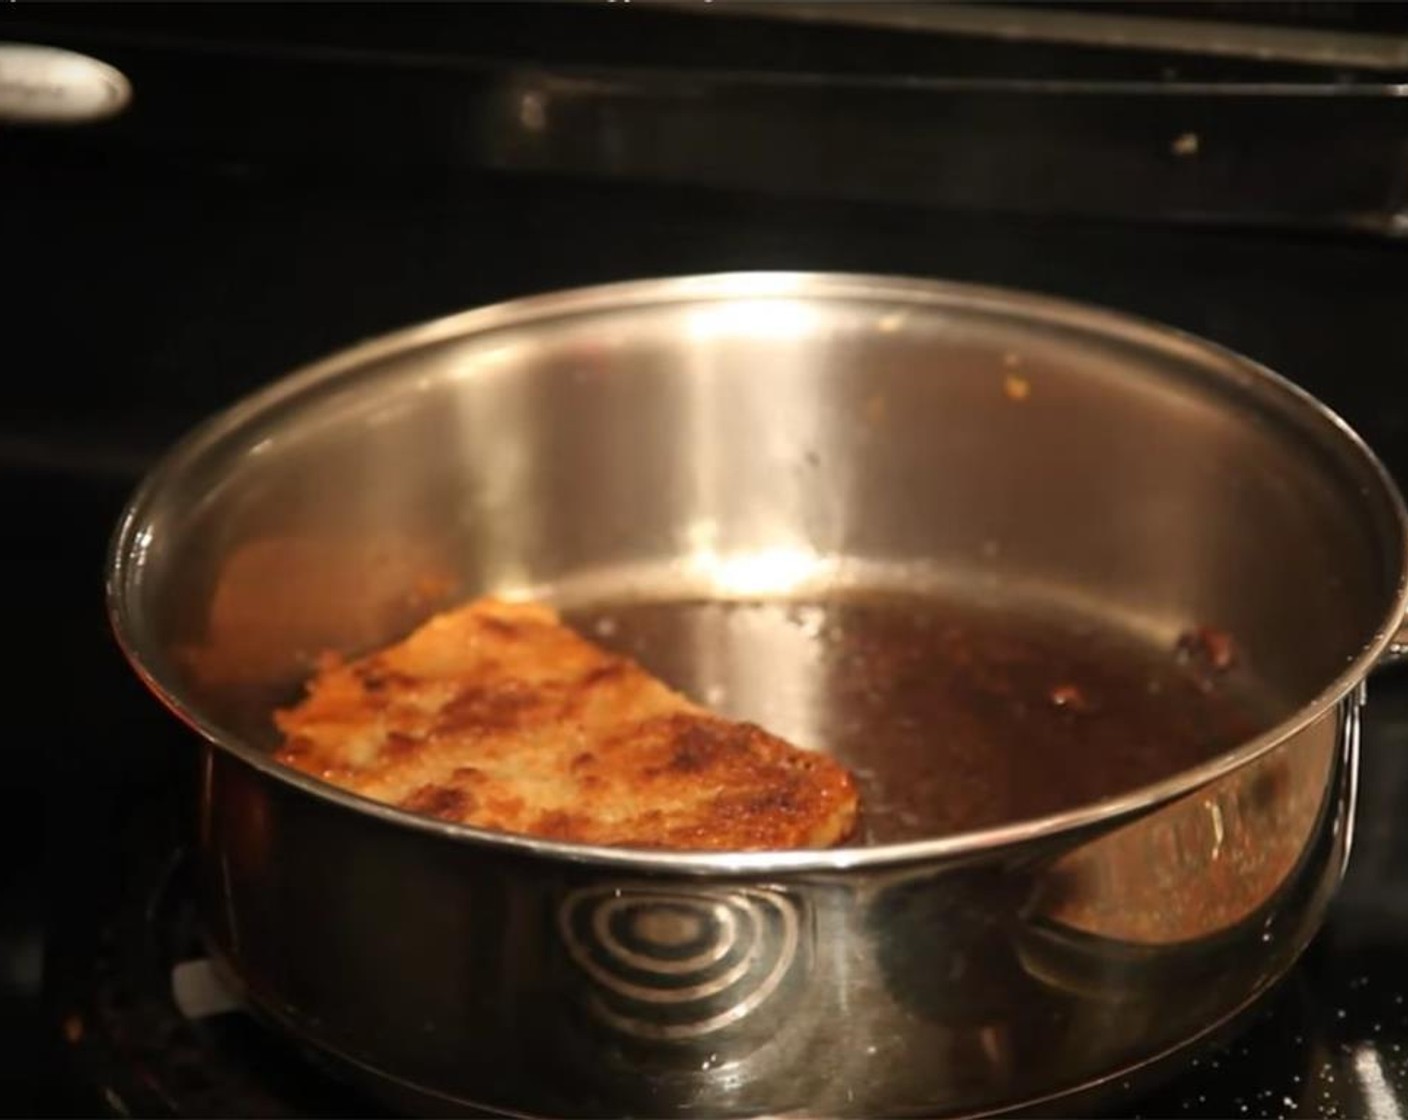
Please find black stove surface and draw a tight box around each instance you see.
[8,134,1408,1117]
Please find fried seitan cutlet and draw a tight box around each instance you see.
[274,597,859,850]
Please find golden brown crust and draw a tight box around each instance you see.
[273,597,858,850]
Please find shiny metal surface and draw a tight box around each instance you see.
[477,73,1408,236]
[0,43,131,124]
[108,273,1408,1115]
[671,3,1408,71]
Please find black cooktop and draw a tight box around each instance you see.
[7,32,1408,1110]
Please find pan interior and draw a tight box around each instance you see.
[546,568,1269,844]
[115,277,1405,848]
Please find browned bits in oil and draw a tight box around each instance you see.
[1003,374,1031,401]
[1176,625,1236,673]
[1048,683,1092,712]
[554,596,1261,844]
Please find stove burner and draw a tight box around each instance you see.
[58,845,390,1119]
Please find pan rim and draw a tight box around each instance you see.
[105,269,1408,874]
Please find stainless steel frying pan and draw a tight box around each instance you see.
[107,273,1408,1117]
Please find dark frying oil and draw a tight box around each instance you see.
[563,594,1263,844]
